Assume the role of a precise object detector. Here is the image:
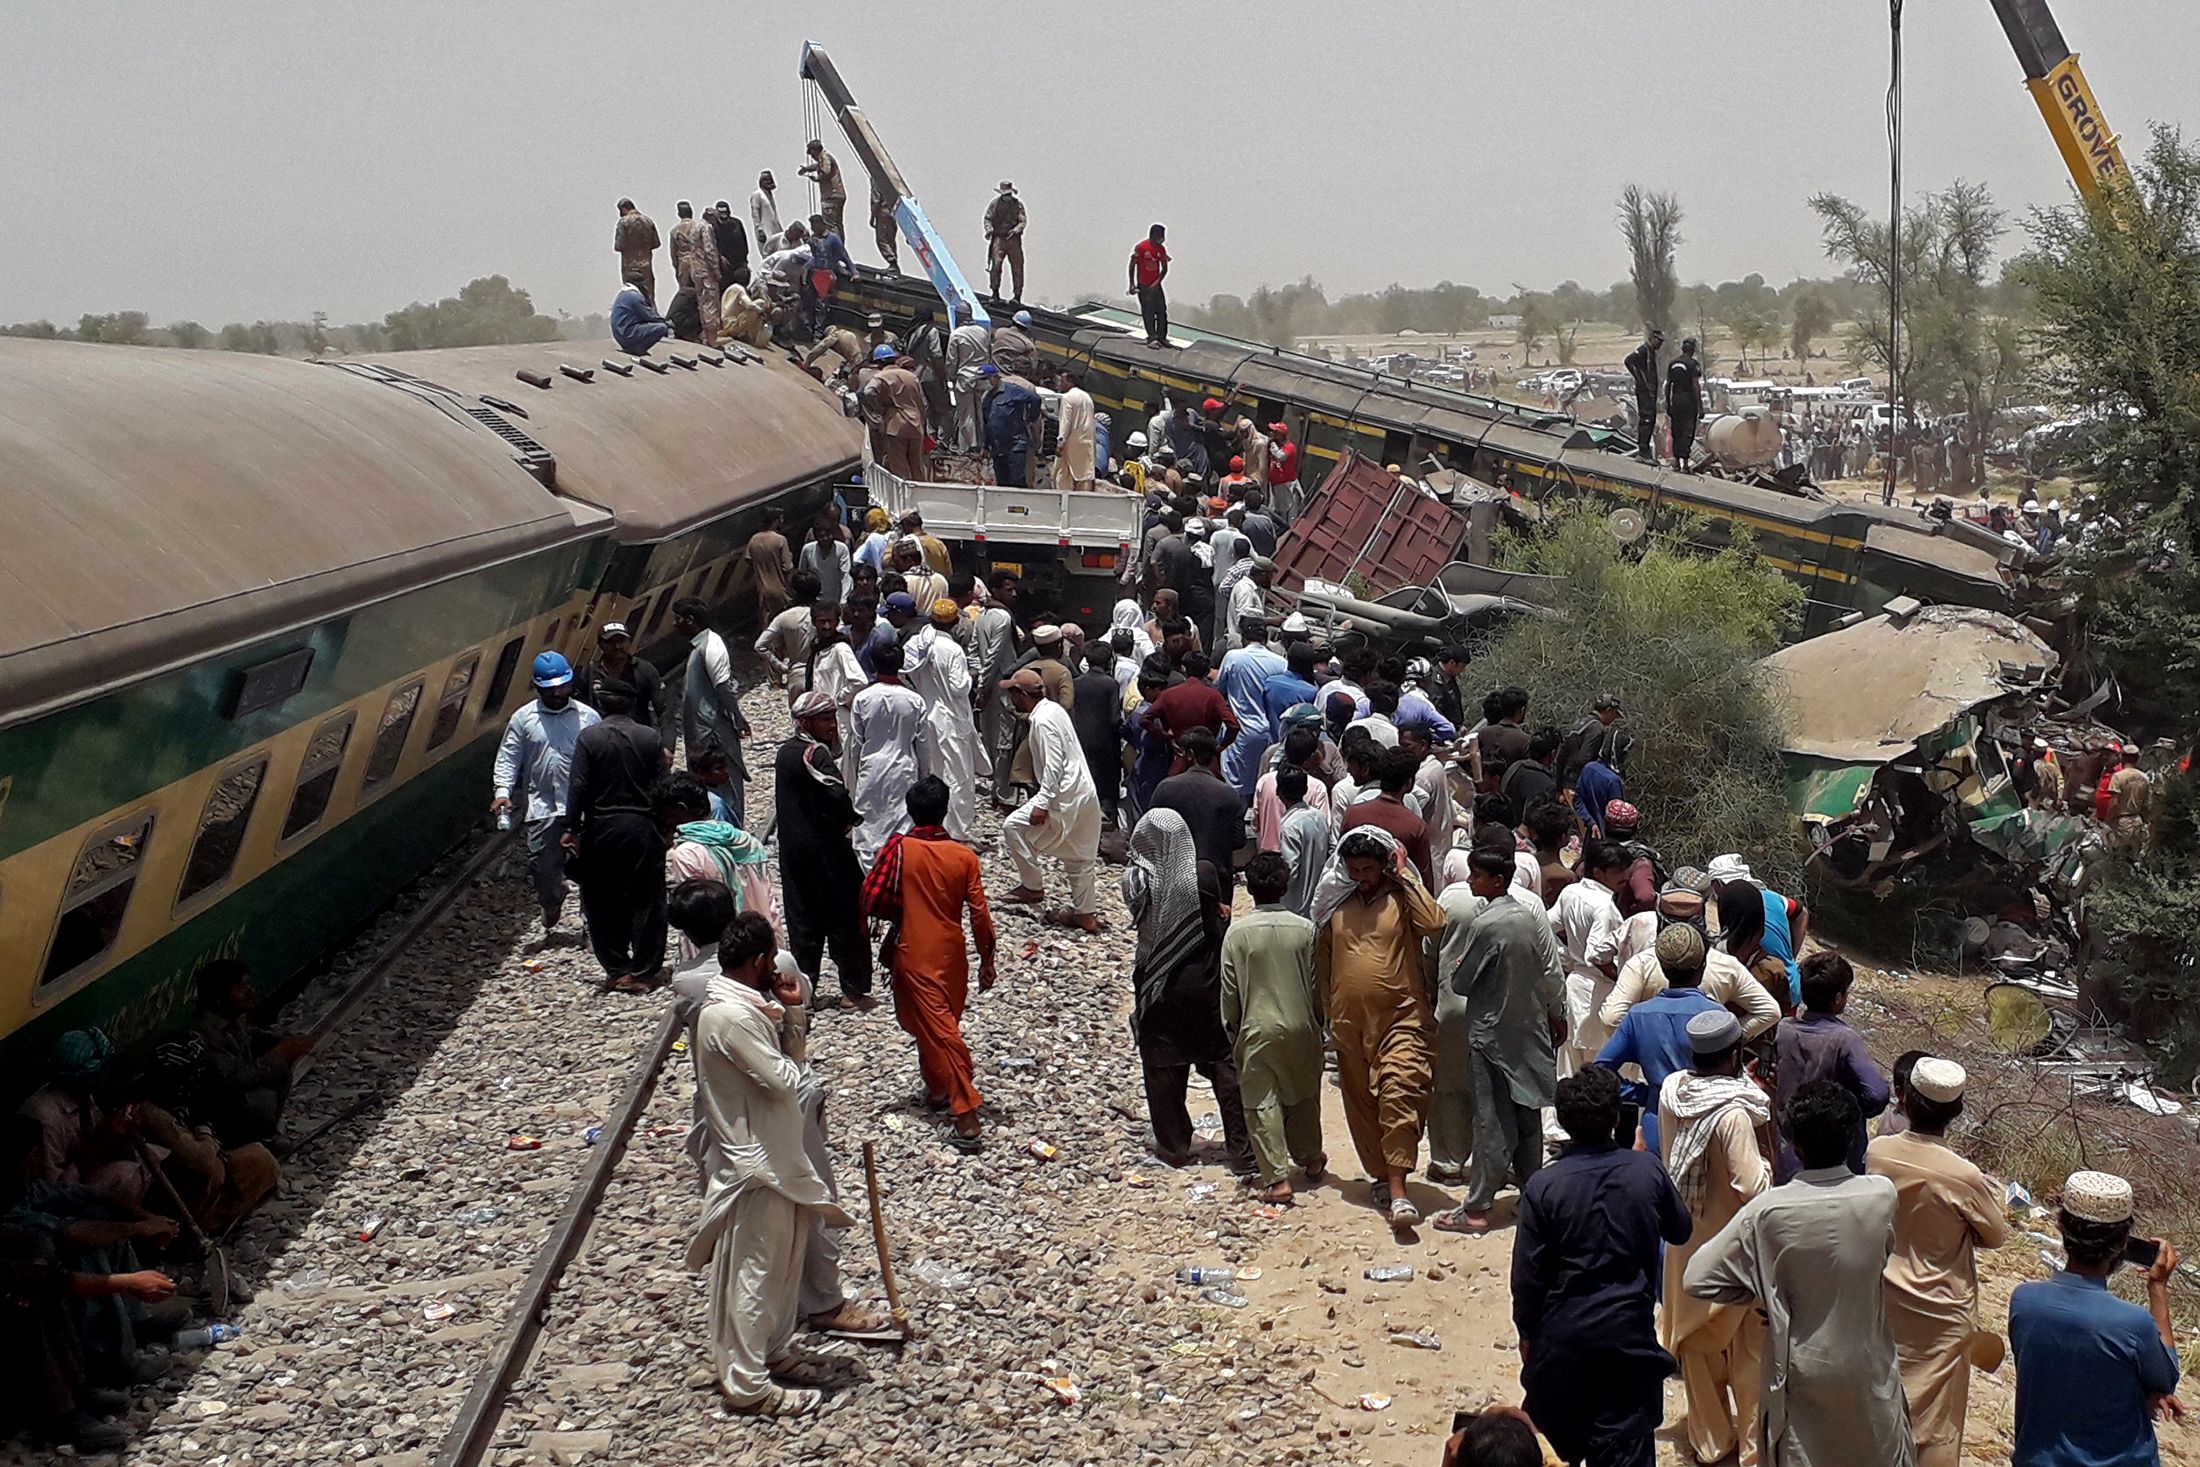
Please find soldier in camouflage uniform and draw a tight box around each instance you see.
[669,200,723,344]
[614,198,661,305]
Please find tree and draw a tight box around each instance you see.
[381,275,562,352]
[1,319,61,339]
[1723,304,1781,373]
[1618,186,1684,335]
[1475,515,1804,890]
[166,320,209,349]
[1788,289,1835,363]
[1808,180,2014,442]
[74,311,150,346]
[2013,126,2200,728]
[1510,293,1565,362]
[2012,127,2200,1078]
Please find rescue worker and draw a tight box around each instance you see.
[984,181,1027,302]
[1624,327,1663,463]
[1667,337,1706,470]
[614,197,661,304]
[800,140,846,237]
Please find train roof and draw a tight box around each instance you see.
[340,340,863,542]
[0,338,605,724]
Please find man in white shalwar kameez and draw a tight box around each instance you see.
[848,640,931,865]
[1052,368,1097,491]
[904,605,983,839]
[997,667,1103,932]
[684,914,851,1416]
[805,611,869,787]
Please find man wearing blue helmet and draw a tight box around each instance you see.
[492,650,602,937]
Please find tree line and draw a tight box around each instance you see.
[0,275,591,356]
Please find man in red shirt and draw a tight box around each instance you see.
[1136,649,1238,772]
[1128,224,1171,348]
[1266,422,1299,492]
[1339,747,1436,888]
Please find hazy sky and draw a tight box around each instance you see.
[5,1,2195,326]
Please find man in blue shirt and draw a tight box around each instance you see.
[491,652,602,936]
[1215,618,1288,798]
[1593,924,1725,1153]
[610,283,671,356]
[1513,1065,1692,1467]
[1573,757,1626,838]
[2010,1169,2182,1466]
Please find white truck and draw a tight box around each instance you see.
[862,455,1144,626]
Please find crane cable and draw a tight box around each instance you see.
[1884,0,1904,506]
[802,82,823,223]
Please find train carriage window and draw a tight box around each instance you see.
[280,713,355,844]
[541,617,565,655]
[712,559,740,599]
[362,680,425,791]
[482,636,527,716]
[175,757,270,911]
[425,654,482,752]
[641,588,676,639]
[40,810,156,990]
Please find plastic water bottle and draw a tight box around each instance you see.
[496,809,514,831]
[175,1324,240,1350]
[1200,1286,1250,1309]
[1176,1265,1235,1286]
[1363,1265,1415,1282]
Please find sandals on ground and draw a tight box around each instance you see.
[1430,1207,1493,1235]
[732,1384,822,1417]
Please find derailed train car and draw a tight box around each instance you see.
[830,272,2020,636]
[0,337,858,1080]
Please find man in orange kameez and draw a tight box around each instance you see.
[862,775,997,1151]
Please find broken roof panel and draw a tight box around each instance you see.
[1761,605,2057,764]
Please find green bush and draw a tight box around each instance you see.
[1471,514,1806,892]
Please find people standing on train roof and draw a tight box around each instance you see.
[610,282,671,356]
[777,691,876,1009]
[577,621,662,732]
[1667,338,1707,471]
[1054,367,1097,491]
[800,139,846,237]
[669,201,724,344]
[1624,327,1664,463]
[1130,223,1170,347]
[563,685,672,992]
[673,599,750,826]
[745,508,794,619]
[492,651,602,939]
[685,910,850,1417]
[614,198,661,305]
[985,181,1027,303]
[749,170,781,251]
[708,200,749,287]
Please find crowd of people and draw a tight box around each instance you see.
[4,967,314,1447]
[9,423,2178,1454]
[474,429,2187,1451]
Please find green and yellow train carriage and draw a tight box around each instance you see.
[829,274,2019,636]
[0,336,859,1088]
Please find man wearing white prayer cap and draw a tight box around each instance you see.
[1868,1057,2011,1467]
[2009,1168,2182,1465]
[1657,1003,1771,1467]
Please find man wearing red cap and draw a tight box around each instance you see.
[1265,422,1298,494]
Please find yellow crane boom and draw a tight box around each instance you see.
[1990,0,2128,201]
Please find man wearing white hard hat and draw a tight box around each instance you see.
[1868,1058,2011,1467]
[2010,1169,2182,1465]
